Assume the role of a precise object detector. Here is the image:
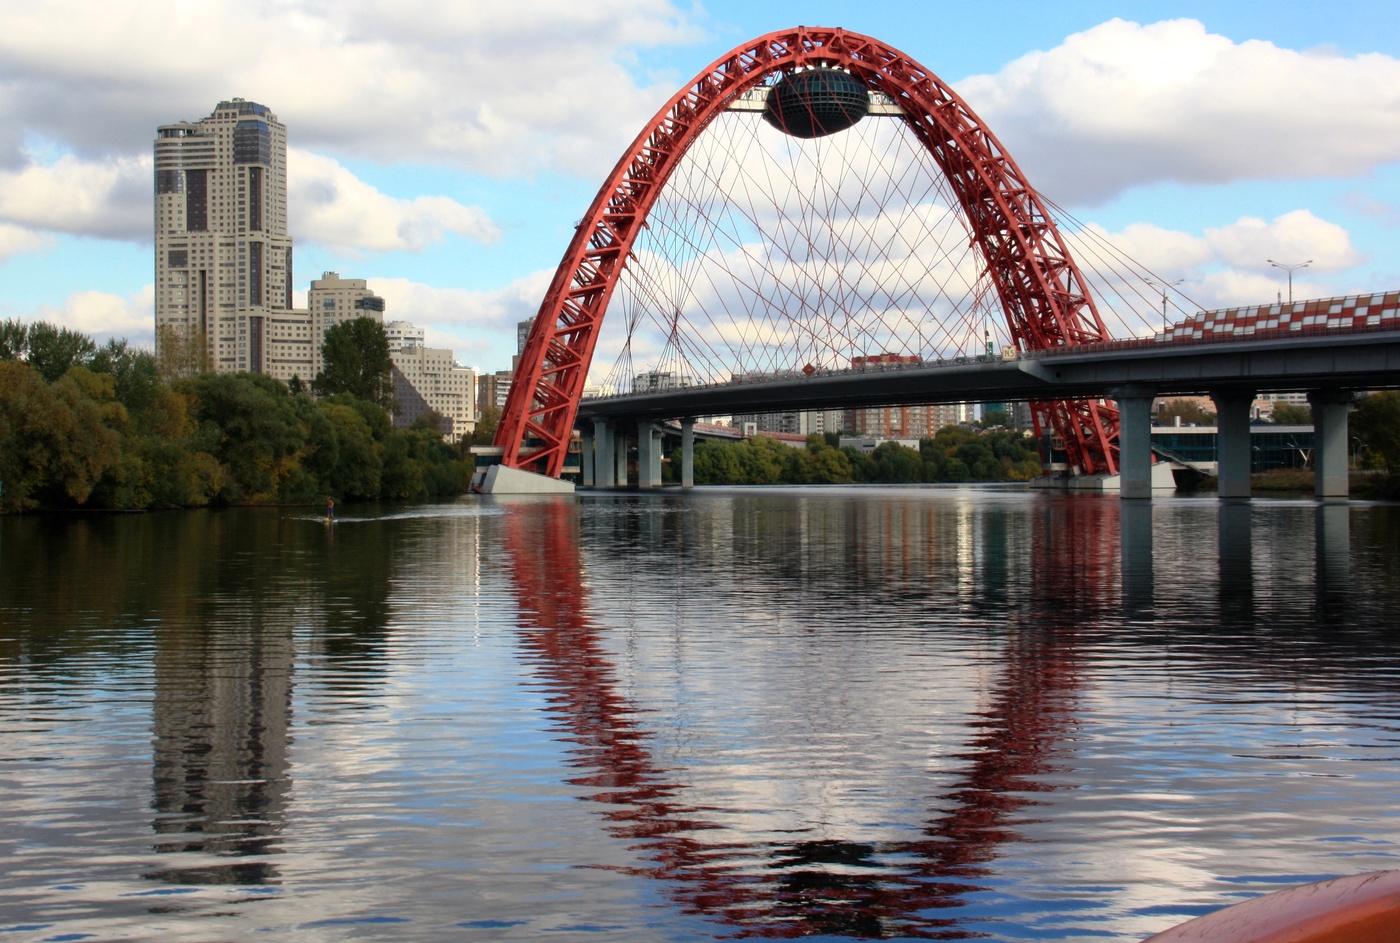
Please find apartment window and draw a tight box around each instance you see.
[185,169,208,232]
[248,242,263,306]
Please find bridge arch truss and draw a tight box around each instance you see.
[497,26,1120,478]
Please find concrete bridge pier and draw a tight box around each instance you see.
[1309,390,1353,499]
[1212,390,1255,499]
[1113,387,1156,499]
[681,419,695,489]
[591,419,616,489]
[614,426,629,487]
[637,420,663,488]
[580,427,596,487]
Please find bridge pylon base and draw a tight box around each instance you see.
[475,465,576,495]
[1029,463,1176,495]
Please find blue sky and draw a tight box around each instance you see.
[2,1,1399,372]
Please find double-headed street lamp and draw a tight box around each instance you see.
[1267,258,1311,305]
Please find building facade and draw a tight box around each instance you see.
[384,319,425,352]
[477,370,513,419]
[390,341,476,443]
[307,272,386,380]
[154,99,296,376]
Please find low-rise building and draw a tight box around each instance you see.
[390,341,476,443]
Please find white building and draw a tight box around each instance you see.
[306,272,386,380]
[154,99,299,377]
[384,320,425,352]
[389,333,476,443]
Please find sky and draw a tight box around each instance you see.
[2,0,1400,373]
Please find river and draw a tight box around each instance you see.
[2,488,1399,941]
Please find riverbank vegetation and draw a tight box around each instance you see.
[1,320,470,514]
[674,426,1044,485]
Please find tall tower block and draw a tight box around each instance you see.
[154,99,294,374]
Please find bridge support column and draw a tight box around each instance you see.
[1113,387,1156,499]
[637,420,662,488]
[591,420,615,489]
[615,428,629,487]
[1309,390,1352,499]
[1211,390,1254,499]
[681,418,695,489]
[580,427,595,487]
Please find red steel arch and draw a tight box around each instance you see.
[496,27,1119,478]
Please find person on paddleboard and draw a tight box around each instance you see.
[326,496,335,521]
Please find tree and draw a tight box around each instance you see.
[25,321,97,383]
[155,324,210,379]
[314,317,394,411]
[0,319,28,361]
[0,360,121,511]
[871,441,922,482]
[472,404,501,446]
[90,339,163,414]
[1351,391,1400,477]
[1271,401,1313,425]
[178,372,307,503]
[1156,397,1216,426]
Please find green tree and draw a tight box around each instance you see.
[25,321,97,383]
[90,339,163,414]
[1351,391,1400,477]
[871,441,922,482]
[1271,401,1313,425]
[178,372,308,503]
[314,317,394,411]
[0,319,28,360]
[0,361,121,511]
[693,439,743,484]
[809,445,853,483]
[472,404,501,445]
[736,435,787,484]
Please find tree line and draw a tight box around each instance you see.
[1,318,470,514]
[678,427,1044,486]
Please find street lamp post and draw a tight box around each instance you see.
[1267,259,1311,305]
[1147,278,1183,333]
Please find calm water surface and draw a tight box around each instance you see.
[2,488,1399,942]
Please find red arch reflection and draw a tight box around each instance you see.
[502,498,1088,938]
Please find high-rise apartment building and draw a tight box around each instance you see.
[154,99,295,375]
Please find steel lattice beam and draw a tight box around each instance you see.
[496,27,1118,478]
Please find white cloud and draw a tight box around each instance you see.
[0,149,149,241]
[0,221,55,261]
[20,285,155,346]
[0,0,697,177]
[959,18,1400,203]
[0,144,497,254]
[1204,209,1365,272]
[288,149,499,254]
[370,272,552,364]
[1067,210,1367,322]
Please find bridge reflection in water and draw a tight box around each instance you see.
[502,497,1094,939]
